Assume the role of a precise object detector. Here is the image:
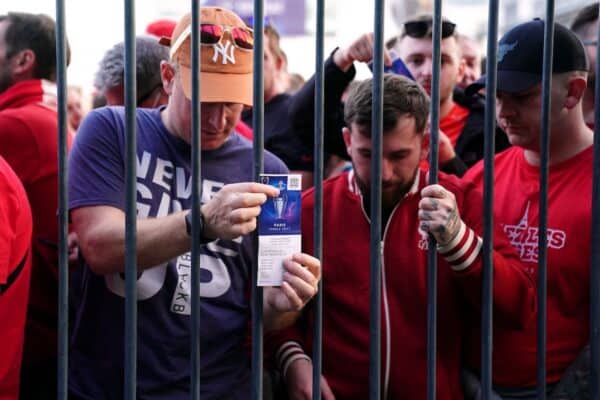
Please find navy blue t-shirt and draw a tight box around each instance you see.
[68,106,287,399]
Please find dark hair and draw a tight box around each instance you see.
[344,74,430,136]
[0,12,70,81]
[94,36,169,102]
[571,2,599,34]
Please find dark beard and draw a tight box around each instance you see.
[353,164,418,216]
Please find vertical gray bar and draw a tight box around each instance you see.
[251,1,265,399]
[427,1,442,399]
[591,7,600,397]
[481,1,500,398]
[311,0,325,398]
[123,0,137,399]
[369,1,384,399]
[54,0,68,398]
[537,3,555,400]
[190,2,202,399]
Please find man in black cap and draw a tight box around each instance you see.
[464,19,593,399]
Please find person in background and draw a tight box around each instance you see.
[0,156,32,400]
[94,36,170,108]
[570,2,598,129]
[241,22,315,189]
[0,12,72,399]
[67,85,85,131]
[457,33,482,89]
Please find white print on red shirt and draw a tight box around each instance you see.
[501,201,566,267]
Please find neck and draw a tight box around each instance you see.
[523,113,593,166]
[439,96,455,119]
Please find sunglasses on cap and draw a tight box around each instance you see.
[200,24,254,50]
[403,20,456,39]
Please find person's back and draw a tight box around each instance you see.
[0,155,33,399]
[0,12,72,397]
[464,19,593,397]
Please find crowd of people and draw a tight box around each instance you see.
[0,2,597,399]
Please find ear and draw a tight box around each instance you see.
[563,75,587,110]
[160,61,176,95]
[342,126,353,157]
[456,57,466,83]
[11,49,36,77]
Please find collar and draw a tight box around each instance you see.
[346,168,421,198]
[0,79,58,111]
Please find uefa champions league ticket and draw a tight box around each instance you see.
[257,174,302,286]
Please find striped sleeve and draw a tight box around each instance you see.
[276,341,312,378]
[437,221,483,271]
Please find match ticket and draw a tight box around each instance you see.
[257,174,302,286]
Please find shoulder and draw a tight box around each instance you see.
[263,148,289,174]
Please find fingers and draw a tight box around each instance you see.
[282,256,320,307]
[420,184,450,199]
[223,182,280,197]
[321,376,337,400]
[280,281,305,310]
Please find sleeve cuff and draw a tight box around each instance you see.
[276,341,311,378]
[437,221,482,271]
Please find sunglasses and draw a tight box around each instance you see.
[200,24,254,50]
[403,20,456,39]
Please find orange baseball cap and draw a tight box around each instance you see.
[159,7,254,106]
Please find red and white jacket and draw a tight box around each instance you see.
[272,169,536,400]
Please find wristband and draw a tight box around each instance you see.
[185,210,211,244]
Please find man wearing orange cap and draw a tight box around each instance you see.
[68,7,320,399]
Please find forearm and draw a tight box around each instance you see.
[76,207,191,275]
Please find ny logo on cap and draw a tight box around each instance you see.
[212,40,236,64]
[498,41,518,63]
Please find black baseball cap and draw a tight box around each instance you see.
[466,19,588,95]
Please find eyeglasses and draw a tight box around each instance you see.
[200,24,254,50]
[583,39,598,46]
[403,20,456,39]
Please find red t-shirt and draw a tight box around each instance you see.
[464,145,593,387]
[0,79,72,366]
[440,103,469,147]
[0,156,32,399]
[421,103,470,170]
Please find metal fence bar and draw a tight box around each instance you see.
[54,0,69,398]
[537,3,555,399]
[590,10,600,399]
[480,1,500,398]
[311,0,325,398]
[251,1,265,398]
[426,1,443,399]
[123,0,138,398]
[190,1,202,399]
[369,1,385,399]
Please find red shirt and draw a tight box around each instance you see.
[0,80,72,366]
[0,156,32,399]
[464,146,593,387]
[440,103,469,147]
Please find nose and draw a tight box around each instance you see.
[382,158,394,182]
[496,96,516,121]
[205,103,227,131]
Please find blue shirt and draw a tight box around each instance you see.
[68,106,287,399]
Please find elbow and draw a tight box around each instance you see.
[78,231,121,275]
